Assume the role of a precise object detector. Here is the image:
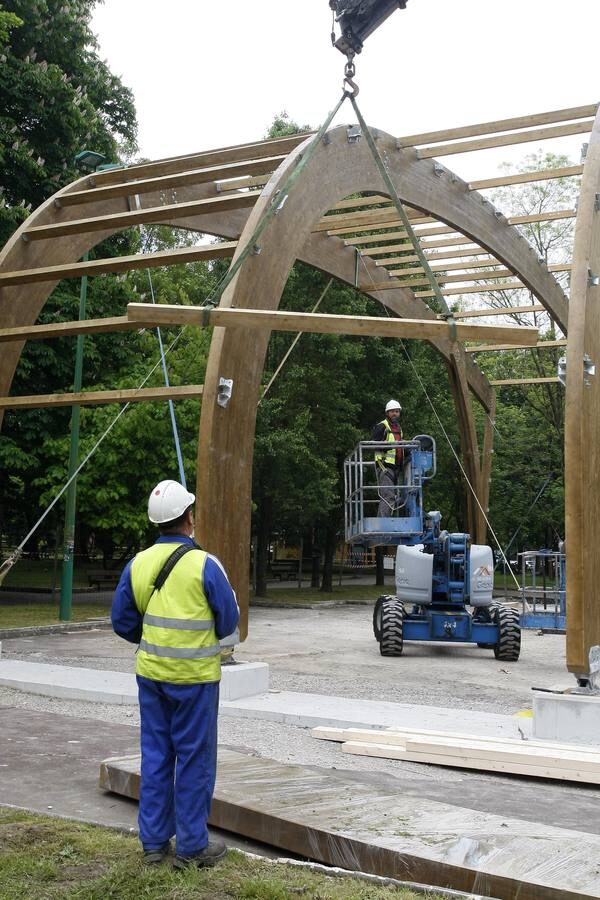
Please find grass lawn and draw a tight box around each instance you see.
[0,602,110,629]
[0,807,446,900]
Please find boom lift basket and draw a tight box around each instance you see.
[344,436,436,546]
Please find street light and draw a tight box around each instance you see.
[59,150,109,621]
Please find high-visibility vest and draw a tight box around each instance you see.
[130,542,221,684]
[375,419,403,467]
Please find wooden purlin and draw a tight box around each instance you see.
[416,121,594,159]
[23,192,257,240]
[127,302,540,346]
[0,384,204,410]
[467,339,567,353]
[0,242,237,287]
[72,132,310,189]
[490,377,561,386]
[452,305,545,319]
[397,103,597,147]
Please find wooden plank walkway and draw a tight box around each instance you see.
[100,749,600,900]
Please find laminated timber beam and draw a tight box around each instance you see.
[360,279,529,293]
[78,133,309,188]
[58,157,287,207]
[0,241,237,287]
[328,207,576,239]
[452,305,545,318]
[0,315,145,343]
[127,301,540,346]
[565,104,600,676]
[397,103,597,148]
[415,120,594,159]
[0,384,203,410]
[22,192,257,241]
[467,339,567,352]
[490,377,561,386]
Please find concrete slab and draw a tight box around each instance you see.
[0,659,268,704]
[221,689,534,739]
[0,658,532,737]
[100,748,600,900]
[533,691,600,745]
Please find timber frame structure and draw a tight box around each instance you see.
[0,101,596,675]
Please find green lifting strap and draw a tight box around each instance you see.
[203,90,349,310]
[349,95,459,344]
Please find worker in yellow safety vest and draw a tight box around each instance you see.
[372,399,404,517]
[111,480,239,869]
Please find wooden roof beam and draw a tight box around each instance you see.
[359,234,467,255]
[0,384,204,410]
[0,315,147,343]
[82,133,310,189]
[452,305,545,319]
[470,164,583,192]
[126,301,539,347]
[490,377,561,386]
[0,242,237,287]
[59,156,286,207]
[22,192,257,241]
[397,103,597,147]
[374,265,571,288]
[417,121,594,159]
[467,339,567,352]
[343,224,456,244]
[329,208,575,240]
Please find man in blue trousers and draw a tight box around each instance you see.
[111,479,239,868]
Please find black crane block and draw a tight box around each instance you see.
[330,0,408,56]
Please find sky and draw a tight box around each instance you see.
[90,0,600,182]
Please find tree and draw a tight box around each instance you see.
[0,0,137,245]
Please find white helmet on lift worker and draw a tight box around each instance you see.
[385,399,402,422]
[147,480,196,525]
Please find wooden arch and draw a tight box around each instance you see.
[195,124,567,635]
[0,109,575,646]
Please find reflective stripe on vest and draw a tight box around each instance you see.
[131,542,221,684]
[375,419,401,467]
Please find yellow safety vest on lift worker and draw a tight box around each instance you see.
[375,419,403,468]
[131,542,221,684]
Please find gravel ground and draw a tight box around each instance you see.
[0,604,570,785]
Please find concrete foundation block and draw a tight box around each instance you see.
[220,661,269,701]
[533,691,600,746]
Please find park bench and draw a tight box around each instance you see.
[87,569,119,590]
[268,560,299,581]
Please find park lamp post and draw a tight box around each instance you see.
[58,149,110,621]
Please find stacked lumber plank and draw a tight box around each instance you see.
[311,726,600,784]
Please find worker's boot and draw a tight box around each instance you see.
[173,839,227,869]
[143,841,170,864]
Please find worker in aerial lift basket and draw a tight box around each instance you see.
[111,480,239,869]
[372,399,404,516]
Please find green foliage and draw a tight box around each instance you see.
[264,110,310,139]
[0,0,137,245]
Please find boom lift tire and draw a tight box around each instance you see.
[373,594,396,642]
[493,604,521,662]
[379,596,404,656]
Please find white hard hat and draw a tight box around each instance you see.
[385,399,402,412]
[148,480,196,524]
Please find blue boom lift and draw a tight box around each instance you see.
[344,437,521,659]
